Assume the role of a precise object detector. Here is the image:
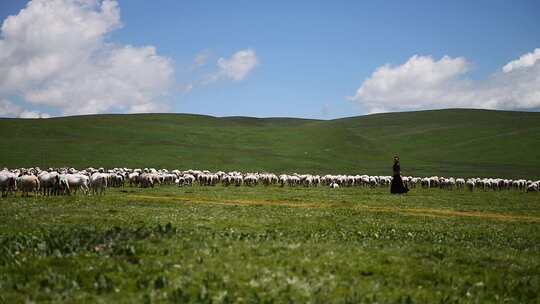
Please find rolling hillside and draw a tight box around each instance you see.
[1,109,539,179]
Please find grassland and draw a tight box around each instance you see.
[1,109,539,179]
[1,185,539,303]
[1,109,539,302]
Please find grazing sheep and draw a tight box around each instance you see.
[278,175,286,187]
[421,178,430,189]
[90,173,108,195]
[409,177,420,189]
[303,176,313,187]
[142,174,155,188]
[244,175,258,187]
[368,176,378,187]
[466,179,476,192]
[58,175,70,195]
[288,176,300,187]
[0,166,538,197]
[233,175,243,187]
[0,171,17,197]
[456,178,465,190]
[313,175,321,187]
[175,177,185,187]
[183,174,195,186]
[527,182,539,192]
[38,171,60,196]
[17,175,40,197]
[360,176,370,187]
[128,172,140,187]
[62,174,90,195]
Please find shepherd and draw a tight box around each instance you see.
[390,155,409,194]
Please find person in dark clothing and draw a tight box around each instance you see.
[390,155,409,194]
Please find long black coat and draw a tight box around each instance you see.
[390,162,408,194]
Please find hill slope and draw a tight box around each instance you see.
[1,109,539,178]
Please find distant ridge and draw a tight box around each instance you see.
[1,109,539,179]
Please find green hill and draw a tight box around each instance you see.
[1,109,539,179]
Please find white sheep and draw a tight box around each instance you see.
[62,174,89,195]
[17,175,40,197]
[90,173,108,195]
[466,179,476,191]
[0,171,17,197]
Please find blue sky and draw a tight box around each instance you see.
[0,0,539,118]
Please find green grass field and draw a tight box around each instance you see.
[1,185,539,303]
[1,109,539,179]
[1,109,539,302]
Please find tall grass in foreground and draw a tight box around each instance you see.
[0,185,539,302]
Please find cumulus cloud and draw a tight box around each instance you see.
[502,48,540,73]
[192,48,258,88]
[351,51,540,113]
[215,49,259,81]
[0,0,174,115]
[0,99,49,118]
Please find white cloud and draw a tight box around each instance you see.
[216,49,258,81]
[351,51,540,113]
[191,48,259,88]
[0,0,174,115]
[502,48,540,73]
[0,99,49,118]
[180,83,194,93]
[0,99,21,117]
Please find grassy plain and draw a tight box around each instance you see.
[1,185,539,303]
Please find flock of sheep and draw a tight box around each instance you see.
[0,167,538,197]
